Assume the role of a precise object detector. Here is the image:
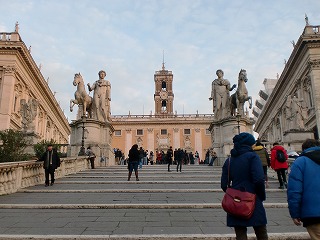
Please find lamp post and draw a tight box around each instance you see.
[236,113,241,134]
[78,116,86,156]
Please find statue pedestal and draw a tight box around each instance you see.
[283,130,314,151]
[69,118,115,166]
[24,131,40,156]
[209,116,255,166]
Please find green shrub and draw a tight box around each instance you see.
[33,139,62,159]
[0,129,31,163]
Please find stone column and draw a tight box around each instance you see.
[125,129,132,157]
[194,128,202,160]
[309,59,320,138]
[147,128,154,152]
[0,66,16,129]
[173,128,180,150]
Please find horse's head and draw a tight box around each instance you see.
[239,69,248,83]
[73,73,83,86]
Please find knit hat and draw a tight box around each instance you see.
[233,132,256,146]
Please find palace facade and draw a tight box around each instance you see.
[110,63,213,160]
[0,24,70,146]
[254,23,320,151]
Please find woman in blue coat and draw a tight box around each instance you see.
[287,139,320,239]
[221,132,268,240]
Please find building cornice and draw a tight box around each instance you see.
[0,38,70,134]
[254,25,320,133]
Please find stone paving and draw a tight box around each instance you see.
[0,165,310,240]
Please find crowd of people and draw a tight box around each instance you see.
[112,147,211,168]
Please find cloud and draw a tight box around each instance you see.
[1,0,320,122]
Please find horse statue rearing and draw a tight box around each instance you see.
[70,73,93,118]
[230,69,252,117]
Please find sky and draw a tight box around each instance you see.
[1,0,320,122]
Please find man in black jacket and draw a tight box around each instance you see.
[39,144,60,187]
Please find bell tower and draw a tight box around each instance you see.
[154,60,174,116]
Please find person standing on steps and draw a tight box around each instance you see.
[128,144,140,181]
[208,148,217,166]
[287,139,320,240]
[138,147,144,169]
[176,148,184,172]
[221,132,268,240]
[167,146,173,172]
[271,142,288,189]
[86,146,96,169]
[39,144,60,187]
[253,140,270,188]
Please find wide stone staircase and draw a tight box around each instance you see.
[0,165,310,239]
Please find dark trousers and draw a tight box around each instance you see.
[168,159,172,171]
[89,157,95,169]
[234,225,268,240]
[177,160,182,172]
[45,165,55,185]
[276,168,287,186]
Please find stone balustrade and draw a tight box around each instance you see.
[0,157,89,196]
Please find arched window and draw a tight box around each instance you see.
[161,81,167,90]
[161,100,167,112]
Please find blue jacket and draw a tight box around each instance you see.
[221,145,267,227]
[287,146,320,222]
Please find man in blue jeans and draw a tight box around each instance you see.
[208,148,217,166]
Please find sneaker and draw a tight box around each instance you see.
[45,184,49,187]
[50,183,54,186]
[136,178,139,181]
[278,186,285,189]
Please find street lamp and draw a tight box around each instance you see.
[78,116,87,156]
[236,113,241,134]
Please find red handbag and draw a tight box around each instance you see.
[221,158,256,219]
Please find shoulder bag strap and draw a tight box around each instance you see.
[227,157,231,187]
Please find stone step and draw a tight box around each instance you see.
[0,165,303,239]
[0,232,311,240]
[0,202,289,209]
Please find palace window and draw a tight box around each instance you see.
[161,81,167,90]
[114,130,121,136]
[161,129,167,135]
[137,129,143,135]
[184,129,191,135]
[161,100,167,112]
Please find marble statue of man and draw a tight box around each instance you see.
[87,70,111,122]
[209,69,236,120]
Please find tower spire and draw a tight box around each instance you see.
[162,50,165,70]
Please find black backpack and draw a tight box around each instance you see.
[276,150,286,163]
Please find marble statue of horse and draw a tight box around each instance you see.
[70,73,93,118]
[230,69,252,116]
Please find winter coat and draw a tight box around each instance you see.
[287,146,320,225]
[253,145,270,167]
[221,145,267,227]
[40,150,60,170]
[270,145,288,170]
[129,147,140,163]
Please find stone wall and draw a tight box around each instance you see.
[0,157,90,196]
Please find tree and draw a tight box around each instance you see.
[33,139,62,159]
[0,129,31,163]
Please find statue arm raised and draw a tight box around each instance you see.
[229,84,236,91]
[87,83,93,92]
